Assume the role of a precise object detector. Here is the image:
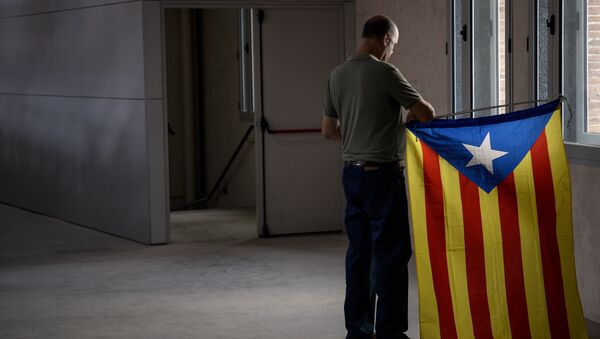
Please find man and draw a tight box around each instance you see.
[322,15,434,339]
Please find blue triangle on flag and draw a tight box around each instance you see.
[406,100,560,193]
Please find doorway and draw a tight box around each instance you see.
[164,8,257,242]
[162,2,354,241]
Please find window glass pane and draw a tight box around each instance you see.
[473,0,498,117]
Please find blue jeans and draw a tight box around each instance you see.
[342,162,412,339]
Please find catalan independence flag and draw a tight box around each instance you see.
[406,100,588,339]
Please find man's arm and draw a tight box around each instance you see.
[405,99,435,123]
[322,115,341,140]
[387,68,434,123]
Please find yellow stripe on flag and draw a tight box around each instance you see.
[513,152,552,338]
[545,109,589,339]
[439,158,475,339]
[406,131,441,339]
[478,187,512,339]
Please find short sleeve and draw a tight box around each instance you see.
[388,68,422,109]
[322,78,338,118]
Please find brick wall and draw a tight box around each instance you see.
[499,0,506,114]
[588,1,600,133]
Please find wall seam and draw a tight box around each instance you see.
[0,0,140,20]
[140,0,154,245]
[0,93,148,100]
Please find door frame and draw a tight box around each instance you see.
[158,0,355,239]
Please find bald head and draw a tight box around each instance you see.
[358,15,399,61]
[362,15,398,39]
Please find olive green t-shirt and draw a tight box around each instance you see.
[322,54,422,162]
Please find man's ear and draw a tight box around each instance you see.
[383,33,391,46]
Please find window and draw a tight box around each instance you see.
[563,0,600,144]
[450,0,600,145]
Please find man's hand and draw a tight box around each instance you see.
[405,99,435,123]
[322,115,341,140]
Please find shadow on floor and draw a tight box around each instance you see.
[1,203,599,338]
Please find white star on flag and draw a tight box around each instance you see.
[462,132,508,175]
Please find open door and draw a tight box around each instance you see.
[255,8,346,236]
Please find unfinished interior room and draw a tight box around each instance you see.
[1,0,599,338]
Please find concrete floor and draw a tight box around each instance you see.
[0,203,598,338]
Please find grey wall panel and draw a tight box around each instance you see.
[0,14,53,94]
[0,0,51,18]
[52,1,145,98]
[0,0,168,244]
[0,95,150,243]
[143,1,163,99]
[146,99,168,244]
[164,9,187,205]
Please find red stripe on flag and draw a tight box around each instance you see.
[459,174,494,339]
[498,172,532,338]
[421,142,458,339]
[530,131,570,339]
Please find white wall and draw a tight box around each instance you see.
[0,0,167,244]
[356,0,450,115]
[571,163,600,322]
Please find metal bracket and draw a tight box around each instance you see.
[261,223,270,238]
[258,9,264,24]
[260,116,271,133]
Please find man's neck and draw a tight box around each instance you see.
[357,39,383,60]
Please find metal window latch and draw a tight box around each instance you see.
[460,24,468,42]
[547,15,556,36]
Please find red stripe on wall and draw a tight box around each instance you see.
[459,174,494,339]
[421,142,458,339]
[498,172,532,338]
[530,131,570,339]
